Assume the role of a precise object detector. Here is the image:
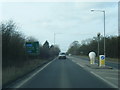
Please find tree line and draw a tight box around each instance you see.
[67,35,119,58]
[0,20,60,68]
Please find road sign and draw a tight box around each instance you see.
[99,55,105,67]
[25,41,40,55]
[101,56,105,60]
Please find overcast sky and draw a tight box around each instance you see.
[0,1,118,52]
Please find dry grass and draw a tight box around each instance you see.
[79,55,119,63]
[2,59,49,86]
[105,57,119,63]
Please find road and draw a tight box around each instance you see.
[18,58,112,88]
[74,56,119,69]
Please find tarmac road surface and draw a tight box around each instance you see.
[17,58,112,88]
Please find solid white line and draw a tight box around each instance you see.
[14,59,55,88]
[97,72,118,75]
[90,71,118,88]
[105,77,118,80]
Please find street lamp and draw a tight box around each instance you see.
[91,9,106,58]
[97,32,100,66]
[54,32,56,45]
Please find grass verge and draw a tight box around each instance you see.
[75,55,120,64]
[2,59,51,87]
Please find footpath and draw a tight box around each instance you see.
[68,56,119,89]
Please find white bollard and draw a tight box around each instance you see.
[89,52,96,64]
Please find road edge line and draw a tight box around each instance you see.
[14,59,56,88]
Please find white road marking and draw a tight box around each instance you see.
[71,60,74,62]
[96,72,118,75]
[14,59,55,88]
[72,60,77,63]
[76,63,84,68]
[105,77,118,80]
[90,71,118,88]
[70,59,85,68]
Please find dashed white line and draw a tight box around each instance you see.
[90,71,118,88]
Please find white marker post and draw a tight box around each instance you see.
[89,52,96,64]
[99,55,105,67]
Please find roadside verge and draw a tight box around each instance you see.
[3,58,56,88]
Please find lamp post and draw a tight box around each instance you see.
[54,32,62,45]
[91,9,106,58]
[54,32,56,45]
[97,32,100,66]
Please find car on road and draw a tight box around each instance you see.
[58,52,66,59]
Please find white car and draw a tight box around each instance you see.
[58,52,66,59]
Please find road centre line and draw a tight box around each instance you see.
[90,71,118,88]
[14,59,55,88]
